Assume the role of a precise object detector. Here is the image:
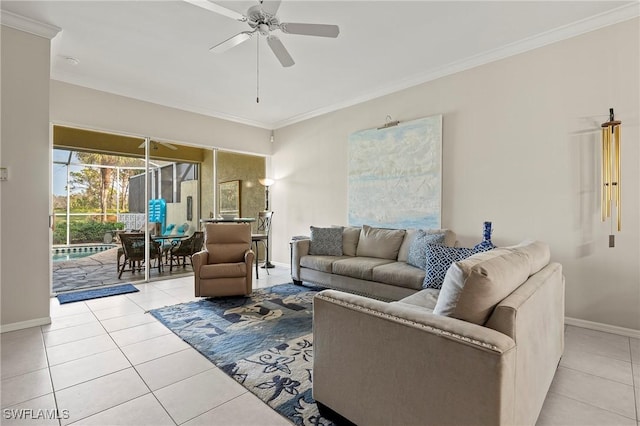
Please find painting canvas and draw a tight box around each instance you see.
[219,180,240,217]
[348,115,442,229]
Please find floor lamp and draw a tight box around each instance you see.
[258,178,275,268]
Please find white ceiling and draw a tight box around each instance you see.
[1,1,637,129]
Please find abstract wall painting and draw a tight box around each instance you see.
[348,115,442,229]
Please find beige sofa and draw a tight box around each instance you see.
[291,225,457,301]
[313,241,565,426]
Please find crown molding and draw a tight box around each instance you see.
[0,10,61,40]
[272,2,640,129]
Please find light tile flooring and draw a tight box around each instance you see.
[1,265,639,425]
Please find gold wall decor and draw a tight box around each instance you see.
[600,108,622,246]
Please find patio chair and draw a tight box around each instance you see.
[168,231,204,271]
[192,223,254,297]
[251,211,274,279]
[118,233,163,279]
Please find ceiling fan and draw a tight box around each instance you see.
[184,0,340,68]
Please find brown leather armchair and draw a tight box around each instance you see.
[192,223,255,297]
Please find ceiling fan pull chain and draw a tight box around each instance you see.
[256,36,260,103]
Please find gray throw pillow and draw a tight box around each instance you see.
[309,226,344,256]
[406,231,445,269]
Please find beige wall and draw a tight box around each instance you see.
[1,26,53,330]
[272,19,640,330]
[50,80,271,155]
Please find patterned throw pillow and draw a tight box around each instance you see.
[423,244,492,289]
[309,226,344,256]
[406,231,445,269]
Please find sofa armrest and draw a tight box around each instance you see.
[291,239,310,281]
[313,290,516,426]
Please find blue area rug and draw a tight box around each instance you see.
[56,284,139,304]
[150,283,334,426]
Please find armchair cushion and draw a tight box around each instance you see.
[199,263,248,279]
[205,223,252,264]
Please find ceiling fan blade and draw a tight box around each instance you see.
[183,0,247,22]
[157,141,178,151]
[280,23,339,38]
[210,31,255,53]
[266,35,294,67]
[260,0,281,17]
[138,141,179,151]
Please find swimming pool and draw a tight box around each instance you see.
[52,245,116,262]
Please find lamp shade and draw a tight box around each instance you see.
[259,178,275,187]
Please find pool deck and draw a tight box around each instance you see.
[52,247,193,293]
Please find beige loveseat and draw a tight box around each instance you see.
[291,225,457,301]
[313,241,564,426]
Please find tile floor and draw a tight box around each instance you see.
[1,265,639,425]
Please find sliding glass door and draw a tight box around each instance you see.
[51,126,203,293]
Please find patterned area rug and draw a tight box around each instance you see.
[150,283,334,426]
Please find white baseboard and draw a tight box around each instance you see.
[0,317,51,333]
[565,316,640,339]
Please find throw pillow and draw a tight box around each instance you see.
[406,231,445,269]
[309,226,344,256]
[433,247,512,316]
[341,226,362,256]
[423,244,492,289]
[398,229,457,262]
[356,225,406,260]
[453,250,531,325]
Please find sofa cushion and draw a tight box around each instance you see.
[433,242,551,320]
[398,228,457,261]
[433,247,512,316]
[506,240,550,275]
[394,288,440,311]
[407,231,445,269]
[332,257,394,281]
[423,244,492,289]
[452,250,531,325]
[342,226,361,256]
[372,262,426,290]
[309,226,343,256]
[300,255,349,273]
[356,225,406,260]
